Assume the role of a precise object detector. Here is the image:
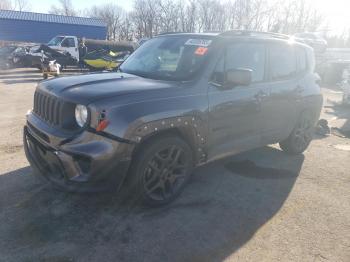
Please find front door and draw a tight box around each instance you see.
[60,37,79,61]
[207,41,267,160]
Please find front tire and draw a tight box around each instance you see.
[280,112,314,154]
[129,135,194,207]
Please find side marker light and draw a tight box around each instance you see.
[96,120,109,132]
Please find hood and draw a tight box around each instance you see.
[38,72,178,104]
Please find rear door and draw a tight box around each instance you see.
[260,42,298,144]
[207,40,267,159]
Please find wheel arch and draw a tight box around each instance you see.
[129,117,207,166]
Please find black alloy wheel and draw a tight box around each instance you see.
[130,135,193,206]
[280,112,314,154]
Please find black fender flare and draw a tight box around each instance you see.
[124,115,208,164]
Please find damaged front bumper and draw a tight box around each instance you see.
[23,113,135,192]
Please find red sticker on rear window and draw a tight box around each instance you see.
[195,47,208,56]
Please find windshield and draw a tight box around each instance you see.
[47,36,65,46]
[120,36,213,81]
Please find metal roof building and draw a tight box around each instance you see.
[0,10,107,43]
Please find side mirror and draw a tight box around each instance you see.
[226,68,253,87]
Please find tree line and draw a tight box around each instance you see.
[0,0,30,11]
[88,0,325,41]
[41,0,325,41]
[2,0,348,47]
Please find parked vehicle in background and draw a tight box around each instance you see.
[83,49,131,70]
[294,32,328,53]
[10,44,77,69]
[47,36,80,62]
[340,67,350,105]
[0,45,18,69]
[24,31,323,206]
[47,35,137,64]
[315,48,350,85]
[1,36,136,71]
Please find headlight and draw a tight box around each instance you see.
[75,104,88,127]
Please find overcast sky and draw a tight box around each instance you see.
[29,0,350,35]
[308,0,350,34]
[31,0,133,13]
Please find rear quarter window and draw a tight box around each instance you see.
[269,43,296,81]
[296,46,308,74]
[306,48,315,73]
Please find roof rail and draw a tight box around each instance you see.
[203,30,222,34]
[157,31,188,36]
[220,30,291,40]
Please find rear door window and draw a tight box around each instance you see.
[226,43,266,83]
[269,43,296,80]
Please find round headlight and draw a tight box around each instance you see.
[75,104,88,127]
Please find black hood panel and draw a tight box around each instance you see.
[38,72,177,104]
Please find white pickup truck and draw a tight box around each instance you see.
[47,35,80,61]
[46,35,138,63]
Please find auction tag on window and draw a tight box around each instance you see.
[185,39,212,47]
[194,47,208,56]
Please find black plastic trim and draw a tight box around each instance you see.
[87,127,136,144]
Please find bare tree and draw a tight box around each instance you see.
[80,0,324,41]
[178,0,197,32]
[13,0,31,11]
[158,0,180,33]
[49,0,77,16]
[89,3,125,40]
[267,0,324,34]
[132,0,168,38]
[119,13,134,41]
[0,0,13,10]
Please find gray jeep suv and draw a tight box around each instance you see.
[24,31,323,206]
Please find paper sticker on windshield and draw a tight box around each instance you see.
[194,47,208,56]
[185,39,212,47]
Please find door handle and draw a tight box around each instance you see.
[296,85,304,93]
[295,86,304,102]
[254,90,268,101]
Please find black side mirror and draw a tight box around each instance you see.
[226,68,253,87]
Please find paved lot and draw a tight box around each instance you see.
[0,68,349,262]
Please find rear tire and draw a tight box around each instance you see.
[129,135,194,207]
[279,112,314,155]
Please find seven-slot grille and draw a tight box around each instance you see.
[33,91,62,126]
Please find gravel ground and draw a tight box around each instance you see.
[0,68,349,262]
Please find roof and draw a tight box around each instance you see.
[157,31,291,41]
[157,32,220,37]
[0,10,106,27]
